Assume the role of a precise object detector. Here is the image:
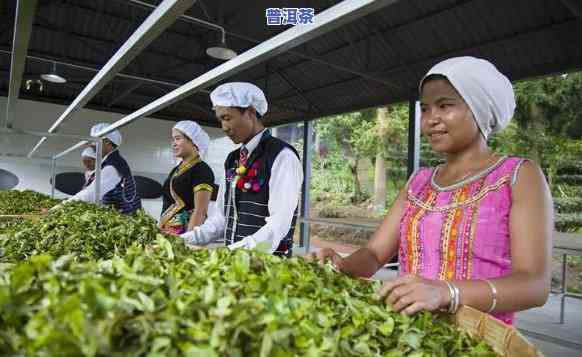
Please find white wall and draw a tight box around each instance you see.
[0,97,236,220]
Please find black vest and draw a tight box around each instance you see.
[224,131,299,257]
[161,160,216,214]
[101,150,142,214]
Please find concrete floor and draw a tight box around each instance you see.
[516,295,582,356]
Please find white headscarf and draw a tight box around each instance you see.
[173,120,210,158]
[210,82,268,116]
[90,123,122,146]
[419,56,516,140]
[81,146,96,159]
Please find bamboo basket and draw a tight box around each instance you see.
[453,305,543,357]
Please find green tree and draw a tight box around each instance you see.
[314,109,376,203]
[369,105,409,211]
[511,72,582,185]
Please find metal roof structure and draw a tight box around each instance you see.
[1,0,582,129]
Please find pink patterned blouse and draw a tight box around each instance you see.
[399,156,528,325]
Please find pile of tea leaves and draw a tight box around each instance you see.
[0,189,61,215]
[0,190,497,356]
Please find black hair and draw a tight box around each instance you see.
[234,106,262,120]
[420,74,449,92]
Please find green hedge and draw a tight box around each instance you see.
[555,175,582,185]
[554,197,582,214]
[557,164,582,176]
[555,213,582,233]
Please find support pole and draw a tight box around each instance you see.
[94,139,102,205]
[4,0,38,129]
[50,159,56,198]
[300,120,313,253]
[560,253,567,323]
[407,99,420,178]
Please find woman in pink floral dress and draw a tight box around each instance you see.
[313,57,553,325]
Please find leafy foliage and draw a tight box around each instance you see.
[0,191,497,356]
[0,190,61,215]
[0,238,495,356]
[555,213,582,233]
[514,73,582,140]
[311,149,363,203]
[0,200,172,262]
[312,106,410,205]
[554,198,582,214]
[557,163,582,176]
[555,175,582,186]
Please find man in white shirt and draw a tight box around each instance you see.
[181,82,303,257]
[62,123,142,214]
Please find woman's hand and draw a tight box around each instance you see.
[306,248,345,270]
[377,275,451,315]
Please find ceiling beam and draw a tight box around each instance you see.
[147,83,213,116]
[0,88,217,126]
[0,126,94,140]
[372,18,579,79]
[360,15,415,79]
[0,49,225,116]
[268,57,582,127]
[272,73,392,104]
[339,26,366,70]
[0,48,206,93]
[35,15,113,59]
[273,68,321,112]
[0,0,53,43]
[107,82,143,107]
[197,0,213,21]
[28,0,197,158]
[122,0,226,34]
[560,0,582,20]
[53,0,401,159]
[31,23,207,74]
[58,0,211,49]
[246,0,475,87]
[103,0,403,89]
[4,0,38,129]
[272,17,580,103]
[0,21,14,43]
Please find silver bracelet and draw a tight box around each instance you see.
[444,281,456,313]
[451,283,461,314]
[483,279,498,313]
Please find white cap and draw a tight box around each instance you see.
[210,82,268,116]
[90,123,122,146]
[173,120,210,158]
[420,56,515,140]
[81,146,96,159]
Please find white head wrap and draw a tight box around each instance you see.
[173,120,210,158]
[90,123,122,146]
[210,82,268,116]
[419,56,516,139]
[81,146,96,159]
